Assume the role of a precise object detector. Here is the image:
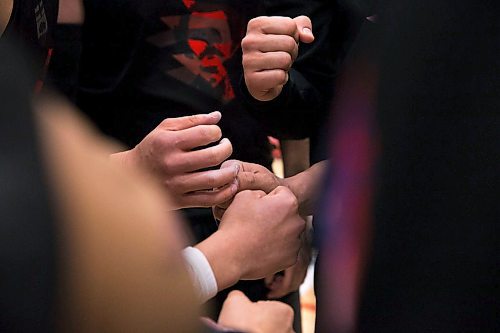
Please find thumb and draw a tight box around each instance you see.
[293,16,314,43]
[221,159,243,171]
[225,290,251,306]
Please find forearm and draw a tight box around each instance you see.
[284,160,327,216]
[194,231,242,293]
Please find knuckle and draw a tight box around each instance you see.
[162,156,174,173]
[241,35,258,52]
[172,134,186,149]
[281,304,294,319]
[282,17,297,34]
[217,189,234,204]
[188,115,199,125]
[159,118,174,130]
[206,173,217,188]
[208,148,220,166]
[284,36,297,51]
[247,17,263,31]
[235,190,252,200]
[273,70,287,85]
[277,52,292,68]
[201,125,219,141]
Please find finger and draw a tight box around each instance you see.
[244,51,293,72]
[176,138,233,172]
[237,189,267,199]
[264,275,276,287]
[248,16,300,41]
[221,159,243,171]
[267,275,290,299]
[215,195,234,210]
[268,185,294,197]
[171,166,239,192]
[246,70,288,92]
[236,171,281,194]
[158,111,221,131]
[226,290,250,305]
[293,16,314,43]
[212,205,226,221]
[174,125,222,150]
[242,35,298,60]
[181,181,238,208]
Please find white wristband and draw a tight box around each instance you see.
[182,246,218,303]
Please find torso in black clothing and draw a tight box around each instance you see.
[1,0,59,90]
[78,0,272,168]
[0,41,57,333]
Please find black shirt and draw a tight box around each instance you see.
[1,0,59,89]
[77,0,272,168]
[0,41,56,333]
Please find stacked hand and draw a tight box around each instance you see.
[197,185,306,290]
[213,160,326,296]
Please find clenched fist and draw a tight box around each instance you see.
[242,16,314,102]
[218,291,295,333]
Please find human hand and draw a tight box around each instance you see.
[196,186,305,290]
[110,112,238,210]
[218,291,295,333]
[265,222,312,299]
[212,160,283,220]
[242,15,314,102]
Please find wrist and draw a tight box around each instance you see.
[109,148,138,170]
[195,230,243,291]
[282,174,308,215]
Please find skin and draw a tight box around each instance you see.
[57,0,84,24]
[214,160,327,219]
[37,98,199,332]
[265,219,313,299]
[39,97,306,304]
[217,291,295,333]
[268,139,312,299]
[111,112,238,210]
[242,16,314,102]
[197,186,306,291]
[212,160,327,298]
[0,0,13,36]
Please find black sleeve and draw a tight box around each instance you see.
[240,0,367,142]
[0,41,57,333]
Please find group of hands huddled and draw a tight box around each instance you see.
[104,15,322,333]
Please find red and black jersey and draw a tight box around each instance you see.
[77,0,272,168]
[2,0,59,91]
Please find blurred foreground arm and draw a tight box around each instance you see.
[37,97,199,332]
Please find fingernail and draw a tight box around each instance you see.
[233,164,240,176]
[209,111,222,119]
[302,27,312,35]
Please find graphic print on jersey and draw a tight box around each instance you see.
[147,0,239,103]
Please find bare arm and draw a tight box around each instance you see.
[0,0,13,36]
